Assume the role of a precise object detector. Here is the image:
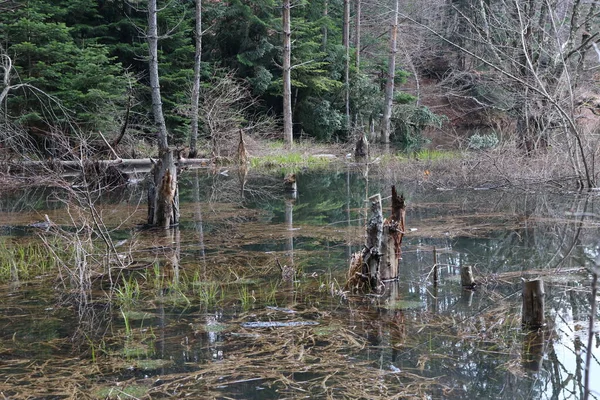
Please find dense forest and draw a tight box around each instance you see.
[2,0,600,187]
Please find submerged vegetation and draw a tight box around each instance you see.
[0,168,598,398]
[0,1,599,396]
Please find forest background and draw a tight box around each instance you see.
[2,0,600,189]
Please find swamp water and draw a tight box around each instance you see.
[0,165,599,399]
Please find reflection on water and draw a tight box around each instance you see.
[0,167,598,398]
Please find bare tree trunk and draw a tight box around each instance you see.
[381,0,399,143]
[147,0,178,228]
[343,0,351,133]
[147,0,168,152]
[322,0,328,51]
[354,0,361,71]
[282,0,293,148]
[189,0,202,159]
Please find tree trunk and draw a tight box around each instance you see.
[322,0,328,51]
[282,0,293,148]
[189,0,202,159]
[381,0,399,143]
[365,193,383,286]
[522,279,545,329]
[354,0,361,71]
[148,150,179,228]
[147,0,168,152]
[343,0,351,133]
[147,0,178,228]
[346,187,404,290]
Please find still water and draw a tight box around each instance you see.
[0,165,598,399]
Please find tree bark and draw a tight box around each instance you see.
[343,0,351,133]
[365,193,383,286]
[381,0,399,143]
[354,0,361,71]
[522,279,545,329]
[322,0,328,51]
[147,0,178,228]
[148,150,179,228]
[189,0,202,159]
[147,0,169,152]
[282,0,293,148]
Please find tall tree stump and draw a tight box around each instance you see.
[522,330,545,372]
[522,279,545,329]
[354,134,369,160]
[346,187,405,291]
[380,187,405,281]
[148,150,179,229]
[365,193,383,286]
[461,265,475,288]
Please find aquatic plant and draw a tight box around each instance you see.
[195,277,222,306]
[238,285,255,310]
[0,240,58,281]
[115,275,140,308]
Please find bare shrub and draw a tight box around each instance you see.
[182,69,278,159]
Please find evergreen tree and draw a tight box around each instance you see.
[0,0,127,145]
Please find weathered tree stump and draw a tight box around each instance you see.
[365,193,383,286]
[237,129,249,166]
[522,330,545,372]
[346,186,406,291]
[284,173,297,199]
[148,149,179,229]
[460,289,474,307]
[522,279,545,329]
[432,247,439,287]
[461,265,475,288]
[354,134,369,160]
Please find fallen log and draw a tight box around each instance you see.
[9,157,212,175]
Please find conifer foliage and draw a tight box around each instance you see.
[0,0,432,156]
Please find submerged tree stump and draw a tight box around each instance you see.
[346,186,406,291]
[284,173,297,199]
[148,150,179,229]
[365,194,383,286]
[522,279,545,329]
[380,187,405,281]
[237,129,249,166]
[354,134,369,160]
[522,330,545,372]
[461,265,475,288]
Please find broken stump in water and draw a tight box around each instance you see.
[522,330,545,372]
[346,186,406,291]
[284,173,297,198]
[522,279,545,329]
[148,149,179,229]
[276,259,295,282]
[432,247,439,287]
[461,265,475,288]
[354,134,369,160]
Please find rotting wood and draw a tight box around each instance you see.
[354,135,368,160]
[522,330,544,372]
[13,157,211,170]
[522,279,545,329]
[380,186,405,281]
[237,129,249,166]
[148,150,179,229]
[390,185,405,261]
[346,187,405,291]
[276,258,295,283]
[432,247,439,287]
[284,173,297,198]
[365,193,383,286]
[461,265,475,288]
